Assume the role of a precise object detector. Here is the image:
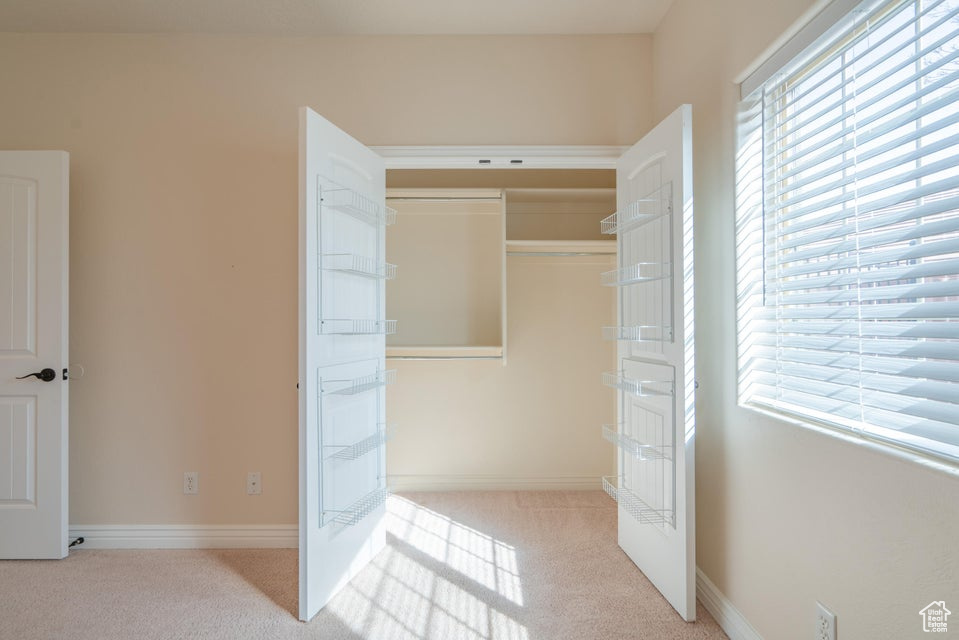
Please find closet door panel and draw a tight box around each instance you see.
[604,104,695,621]
[299,107,392,622]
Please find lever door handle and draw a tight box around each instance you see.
[16,368,58,382]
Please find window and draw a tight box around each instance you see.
[737,0,959,462]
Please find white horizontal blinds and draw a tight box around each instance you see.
[757,0,959,461]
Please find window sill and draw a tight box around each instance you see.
[739,400,959,479]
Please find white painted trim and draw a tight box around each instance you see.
[388,474,602,492]
[372,145,628,169]
[68,524,297,549]
[739,0,861,97]
[696,568,764,640]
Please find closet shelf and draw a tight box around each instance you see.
[601,262,671,286]
[322,185,397,226]
[321,253,397,280]
[603,476,674,527]
[325,425,395,461]
[602,425,672,461]
[602,371,673,397]
[602,325,672,342]
[326,486,389,527]
[320,319,398,336]
[321,369,397,396]
[600,184,672,235]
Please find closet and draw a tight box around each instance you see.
[383,170,618,493]
[298,105,695,624]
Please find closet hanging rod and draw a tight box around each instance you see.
[386,197,503,202]
[506,251,615,257]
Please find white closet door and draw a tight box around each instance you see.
[298,107,394,621]
[603,104,695,620]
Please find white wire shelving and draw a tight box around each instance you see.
[600,185,672,235]
[325,487,390,527]
[320,319,398,336]
[602,371,673,397]
[602,476,674,527]
[602,325,672,342]
[322,185,397,226]
[601,262,671,286]
[601,425,672,461]
[321,369,397,396]
[321,253,397,280]
[324,425,395,461]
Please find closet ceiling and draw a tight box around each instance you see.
[0,0,673,35]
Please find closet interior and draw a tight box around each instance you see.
[382,169,620,491]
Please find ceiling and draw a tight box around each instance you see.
[0,0,674,35]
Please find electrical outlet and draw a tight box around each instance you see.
[816,601,837,640]
[183,471,198,495]
[247,472,262,495]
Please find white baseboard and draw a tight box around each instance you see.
[69,524,298,550]
[389,474,603,491]
[696,568,763,640]
[68,481,603,549]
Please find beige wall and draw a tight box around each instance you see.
[386,192,504,348]
[0,32,651,525]
[388,252,617,490]
[653,1,959,638]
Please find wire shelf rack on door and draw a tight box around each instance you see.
[320,369,397,396]
[602,371,673,398]
[602,425,672,461]
[602,476,674,527]
[599,184,672,235]
[324,424,395,461]
[321,185,397,226]
[321,253,397,280]
[602,325,672,342]
[325,487,390,527]
[320,319,398,336]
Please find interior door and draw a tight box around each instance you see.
[298,107,394,621]
[0,151,70,559]
[602,105,695,620]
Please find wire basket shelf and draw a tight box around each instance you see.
[321,253,397,280]
[320,319,398,335]
[322,186,397,226]
[602,371,673,397]
[326,487,390,527]
[600,185,672,235]
[602,325,672,342]
[602,425,672,461]
[325,425,395,461]
[602,476,674,527]
[600,262,671,286]
[321,369,397,396]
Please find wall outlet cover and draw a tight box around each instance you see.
[816,601,837,640]
[247,472,262,495]
[183,472,198,495]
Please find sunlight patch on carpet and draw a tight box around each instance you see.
[327,496,528,640]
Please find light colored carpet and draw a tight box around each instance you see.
[0,491,728,639]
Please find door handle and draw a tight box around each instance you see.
[16,368,58,382]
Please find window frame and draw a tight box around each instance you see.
[736,0,959,467]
